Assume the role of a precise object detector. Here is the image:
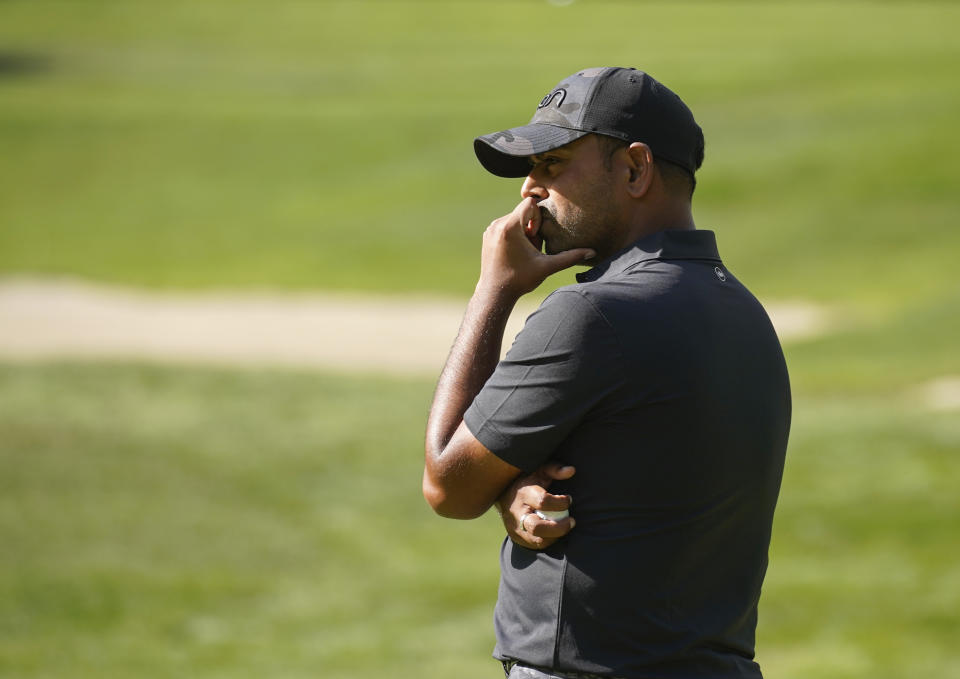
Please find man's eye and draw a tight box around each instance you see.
[529,156,561,174]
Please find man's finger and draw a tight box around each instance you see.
[540,248,597,276]
[541,463,576,482]
[516,483,553,507]
[528,516,576,539]
[535,493,572,513]
[505,212,547,256]
[519,198,542,238]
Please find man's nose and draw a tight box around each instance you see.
[521,172,548,201]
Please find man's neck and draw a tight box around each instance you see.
[616,204,695,252]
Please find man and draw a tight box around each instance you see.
[423,67,791,679]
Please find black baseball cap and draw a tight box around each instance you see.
[474,67,704,178]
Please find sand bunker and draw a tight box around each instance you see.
[0,278,831,376]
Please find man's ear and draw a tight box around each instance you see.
[624,142,655,198]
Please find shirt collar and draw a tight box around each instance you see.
[576,229,721,283]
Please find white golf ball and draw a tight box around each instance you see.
[535,509,569,521]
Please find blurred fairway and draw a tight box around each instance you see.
[0,363,957,679]
[0,0,957,309]
[1,1,959,678]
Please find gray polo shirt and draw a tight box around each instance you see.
[464,229,791,678]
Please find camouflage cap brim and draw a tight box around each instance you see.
[474,124,590,178]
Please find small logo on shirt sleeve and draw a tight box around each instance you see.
[714,266,727,282]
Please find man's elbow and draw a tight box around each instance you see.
[422,475,486,520]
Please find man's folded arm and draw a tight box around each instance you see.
[423,421,522,519]
[422,196,592,521]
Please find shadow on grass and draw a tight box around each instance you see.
[0,50,53,79]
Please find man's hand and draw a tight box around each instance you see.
[479,197,595,298]
[496,462,576,549]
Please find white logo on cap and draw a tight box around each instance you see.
[538,89,567,109]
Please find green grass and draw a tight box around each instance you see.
[0,363,503,678]
[1,1,958,311]
[0,362,957,679]
[762,394,960,678]
[786,286,960,394]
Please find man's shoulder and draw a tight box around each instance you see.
[542,275,634,304]
[521,285,600,332]
[507,285,622,359]
[540,275,649,317]
[532,283,617,329]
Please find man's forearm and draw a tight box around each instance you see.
[421,197,593,517]
[425,285,518,457]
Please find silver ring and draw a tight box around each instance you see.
[519,513,532,533]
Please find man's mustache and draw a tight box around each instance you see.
[538,203,557,224]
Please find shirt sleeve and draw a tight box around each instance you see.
[463,288,623,472]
